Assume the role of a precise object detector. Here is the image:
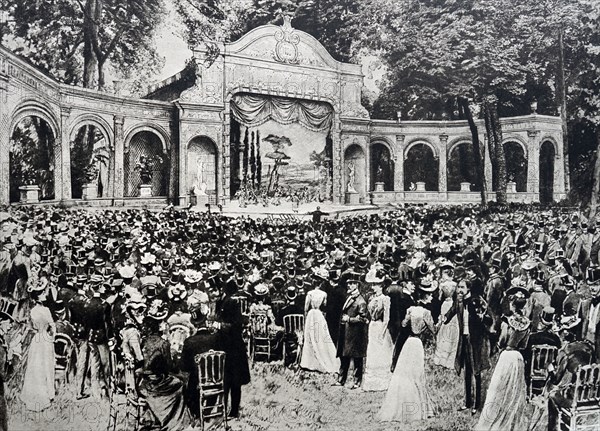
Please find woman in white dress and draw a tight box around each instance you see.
[378,282,436,423]
[300,271,339,373]
[21,277,55,411]
[433,264,459,368]
[476,287,530,431]
[362,273,393,391]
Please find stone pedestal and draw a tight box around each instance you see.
[82,183,98,200]
[346,192,360,205]
[460,182,472,192]
[19,185,40,203]
[139,184,153,197]
[415,181,426,191]
[507,181,517,193]
[375,182,385,192]
[195,194,210,207]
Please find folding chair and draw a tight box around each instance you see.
[250,313,273,362]
[231,295,251,353]
[559,364,600,431]
[195,350,227,431]
[54,333,73,388]
[529,344,558,397]
[283,314,305,366]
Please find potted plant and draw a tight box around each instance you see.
[18,160,40,203]
[82,146,110,199]
[134,155,163,197]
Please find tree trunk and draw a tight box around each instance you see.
[484,96,507,204]
[588,128,600,220]
[458,97,486,206]
[557,27,570,195]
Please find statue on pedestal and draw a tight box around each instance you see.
[193,157,208,202]
[347,160,357,193]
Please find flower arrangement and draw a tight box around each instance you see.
[134,155,163,185]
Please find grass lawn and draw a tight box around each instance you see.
[7,345,549,431]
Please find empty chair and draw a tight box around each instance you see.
[529,344,558,397]
[195,350,227,431]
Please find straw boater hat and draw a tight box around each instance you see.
[146,299,169,321]
[254,283,270,297]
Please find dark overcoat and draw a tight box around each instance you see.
[216,295,251,386]
[336,294,369,358]
[445,295,492,375]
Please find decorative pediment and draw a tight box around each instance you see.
[225,18,361,75]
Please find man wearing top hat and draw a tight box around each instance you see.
[0,297,17,431]
[578,264,600,360]
[444,277,493,415]
[78,274,112,399]
[334,278,369,389]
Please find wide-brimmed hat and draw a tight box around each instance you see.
[254,283,269,296]
[418,279,437,293]
[118,265,135,280]
[146,299,169,320]
[560,314,581,330]
[167,283,188,301]
[365,268,384,284]
[312,267,328,280]
[208,261,222,271]
[506,286,530,299]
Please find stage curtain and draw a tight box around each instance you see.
[230,93,333,132]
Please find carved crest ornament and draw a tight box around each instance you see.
[274,16,300,64]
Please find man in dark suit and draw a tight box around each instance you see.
[389,280,415,372]
[579,266,600,358]
[444,279,492,415]
[213,281,251,419]
[180,303,223,418]
[333,278,369,389]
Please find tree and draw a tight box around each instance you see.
[2,0,165,89]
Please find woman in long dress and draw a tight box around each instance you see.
[476,287,530,431]
[20,278,55,411]
[378,285,436,423]
[300,280,339,373]
[433,265,459,368]
[362,279,393,391]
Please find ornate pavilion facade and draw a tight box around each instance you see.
[0,19,566,207]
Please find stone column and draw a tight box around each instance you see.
[222,113,230,205]
[365,138,371,196]
[0,75,9,204]
[55,107,71,201]
[438,134,448,193]
[178,122,188,207]
[113,115,125,205]
[483,133,493,194]
[394,134,405,192]
[554,136,566,198]
[332,118,343,204]
[527,130,540,201]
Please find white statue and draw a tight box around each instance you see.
[193,157,207,200]
[347,160,357,193]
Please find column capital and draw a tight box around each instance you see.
[61,106,72,119]
[114,115,125,126]
[439,133,449,144]
[527,130,540,138]
[396,134,405,145]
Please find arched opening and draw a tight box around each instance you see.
[124,131,168,197]
[188,136,218,203]
[447,142,480,191]
[344,144,366,199]
[370,143,394,191]
[9,116,56,203]
[70,125,110,199]
[540,141,556,204]
[404,143,438,191]
[503,141,527,192]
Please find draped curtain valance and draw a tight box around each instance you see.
[230,93,333,132]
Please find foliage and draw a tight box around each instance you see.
[1,0,165,89]
[134,154,163,185]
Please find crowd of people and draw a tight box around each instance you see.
[0,202,598,430]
